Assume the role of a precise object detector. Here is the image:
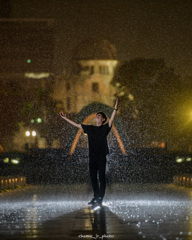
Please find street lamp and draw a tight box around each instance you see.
[32,131,37,137]
[25,131,30,137]
[25,130,38,148]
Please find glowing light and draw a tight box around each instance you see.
[25,131,30,137]
[31,119,35,123]
[24,72,50,79]
[119,91,125,96]
[32,131,37,137]
[128,94,134,101]
[27,59,31,63]
[11,159,19,164]
[37,118,42,123]
[3,158,9,163]
[176,157,184,163]
[186,157,192,162]
[161,142,166,149]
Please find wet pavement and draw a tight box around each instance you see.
[0,184,192,240]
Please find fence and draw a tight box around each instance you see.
[173,175,192,187]
[0,176,26,190]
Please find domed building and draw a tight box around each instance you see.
[53,38,119,113]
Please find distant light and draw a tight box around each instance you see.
[161,142,166,149]
[176,157,184,163]
[186,157,192,162]
[128,94,134,101]
[3,158,9,163]
[27,59,31,63]
[31,119,35,123]
[25,131,30,137]
[11,159,19,164]
[32,131,37,137]
[25,72,51,79]
[119,91,125,96]
[37,118,42,123]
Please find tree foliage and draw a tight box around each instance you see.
[0,78,63,150]
[112,58,181,147]
[21,87,62,148]
[0,80,24,148]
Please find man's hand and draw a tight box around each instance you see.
[60,111,67,119]
[108,98,119,127]
[114,98,119,109]
[59,111,82,129]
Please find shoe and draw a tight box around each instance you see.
[92,202,101,211]
[97,197,103,206]
[88,197,98,206]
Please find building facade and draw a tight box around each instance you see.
[53,39,118,114]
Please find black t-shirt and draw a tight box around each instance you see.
[81,123,112,157]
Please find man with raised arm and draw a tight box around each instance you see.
[60,98,119,207]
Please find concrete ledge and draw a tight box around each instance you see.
[0,176,26,190]
[173,175,192,187]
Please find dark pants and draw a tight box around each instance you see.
[89,155,106,199]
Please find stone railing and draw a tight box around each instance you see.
[0,176,26,190]
[173,175,192,187]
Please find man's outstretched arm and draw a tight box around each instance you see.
[108,98,119,127]
[60,112,82,129]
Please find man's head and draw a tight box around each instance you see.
[95,112,107,125]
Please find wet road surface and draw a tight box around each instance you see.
[0,184,192,240]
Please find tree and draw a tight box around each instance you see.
[0,80,24,150]
[112,58,181,148]
[21,87,62,148]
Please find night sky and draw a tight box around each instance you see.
[10,0,192,75]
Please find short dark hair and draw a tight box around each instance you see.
[96,112,107,124]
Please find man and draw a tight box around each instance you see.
[60,98,119,207]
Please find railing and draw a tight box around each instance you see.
[0,176,26,191]
[173,175,192,187]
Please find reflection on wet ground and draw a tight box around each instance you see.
[0,184,192,239]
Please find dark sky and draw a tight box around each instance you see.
[9,0,192,75]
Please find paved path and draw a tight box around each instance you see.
[0,184,192,240]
